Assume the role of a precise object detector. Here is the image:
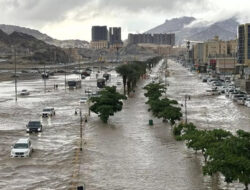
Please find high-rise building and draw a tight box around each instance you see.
[238,24,250,84]
[91,26,123,49]
[109,27,122,44]
[108,27,123,49]
[238,24,250,65]
[91,26,108,41]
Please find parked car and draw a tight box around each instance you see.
[10,138,33,158]
[206,89,221,95]
[232,94,246,102]
[91,91,100,98]
[20,89,30,96]
[202,78,207,82]
[116,81,122,85]
[85,89,93,96]
[245,98,250,107]
[26,121,43,133]
[42,107,55,117]
[237,97,247,105]
[79,96,89,103]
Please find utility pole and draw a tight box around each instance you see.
[14,47,17,102]
[44,61,46,93]
[80,109,83,151]
[184,95,191,124]
[79,56,81,79]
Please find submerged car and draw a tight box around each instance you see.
[10,138,33,158]
[20,89,30,96]
[42,107,55,117]
[26,121,43,133]
[79,96,89,103]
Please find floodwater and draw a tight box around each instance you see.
[0,60,247,189]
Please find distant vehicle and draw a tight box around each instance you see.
[41,72,49,79]
[245,98,250,107]
[237,97,246,105]
[73,70,81,74]
[206,88,220,95]
[81,70,91,77]
[20,89,30,96]
[103,73,111,81]
[116,81,122,85]
[42,107,55,117]
[67,80,81,89]
[97,78,106,88]
[26,121,43,133]
[85,89,93,95]
[232,94,246,102]
[79,96,89,103]
[91,91,101,97]
[202,78,207,82]
[11,138,33,158]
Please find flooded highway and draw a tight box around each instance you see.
[0,60,248,189]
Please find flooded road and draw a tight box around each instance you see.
[0,60,248,189]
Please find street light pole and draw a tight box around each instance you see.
[75,108,83,151]
[44,61,46,93]
[184,95,191,124]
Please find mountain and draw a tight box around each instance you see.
[147,16,196,33]
[0,29,69,63]
[0,24,89,48]
[146,17,239,45]
[187,24,237,42]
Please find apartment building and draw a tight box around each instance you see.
[128,33,175,46]
[192,36,237,74]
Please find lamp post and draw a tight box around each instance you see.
[75,108,83,151]
[184,95,191,124]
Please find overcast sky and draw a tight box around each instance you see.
[0,0,249,41]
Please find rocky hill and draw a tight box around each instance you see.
[0,29,70,63]
[0,24,89,48]
[146,17,239,45]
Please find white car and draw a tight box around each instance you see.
[85,89,92,95]
[79,96,89,103]
[20,89,30,96]
[237,97,246,105]
[244,98,250,107]
[11,138,33,158]
[42,107,55,117]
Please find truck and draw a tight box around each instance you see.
[97,78,106,88]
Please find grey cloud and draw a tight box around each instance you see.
[0,0,89,23]
[96,0,207,12]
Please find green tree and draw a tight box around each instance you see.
[90,86,127,123]
[116,64,131,95]
[143,83,166,101]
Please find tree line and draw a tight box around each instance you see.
[116,56,162,95]
[90,56,162,123]
[143,82,182,125]
[173,123,250,190]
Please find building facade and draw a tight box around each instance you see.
[128,33,175,46]
[91,26,123,49]
[192,36,238,73]
[91,26,108,42]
